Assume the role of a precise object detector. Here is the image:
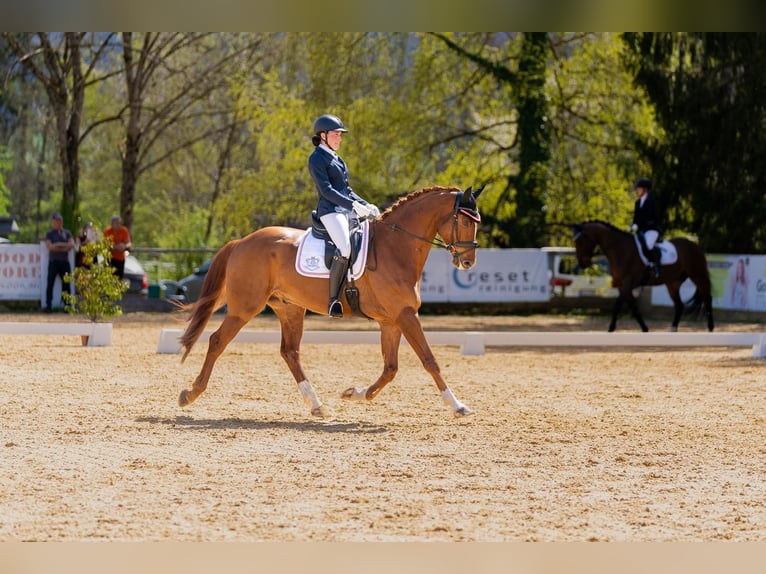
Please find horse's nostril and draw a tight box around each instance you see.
[462,260,474,270]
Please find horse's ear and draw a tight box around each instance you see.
[471,185,485,199]
[464,185,473,195]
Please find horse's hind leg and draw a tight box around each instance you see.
[667,284,684,332]
[705,293,714,331]
[272,303,330,418]
[179,314,248,406]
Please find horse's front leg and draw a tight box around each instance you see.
[341,321,400,403]
[274,303,330,418]
[625,288,649,332]
[399,308,473,417]
[608,295,624,332]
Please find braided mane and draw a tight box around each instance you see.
[381,185,460,220]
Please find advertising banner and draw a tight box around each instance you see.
[0,243,44,300]
[420,248,549,303]
[651,254,766,312]
[0,243,74,307]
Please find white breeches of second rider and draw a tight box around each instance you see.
[644,229,659,250]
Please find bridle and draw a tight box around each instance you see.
[377,191,480,260]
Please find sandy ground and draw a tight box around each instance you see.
[2,310,766,542]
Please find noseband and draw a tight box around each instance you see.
[442,191,481,259]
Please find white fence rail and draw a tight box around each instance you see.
[156,328,766,358]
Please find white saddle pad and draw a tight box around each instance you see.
[295,220,370,279]
[634,236,678,266]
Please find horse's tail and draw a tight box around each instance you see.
[679,238,713,317]
[179,241,237,361]
[684,288,704,316]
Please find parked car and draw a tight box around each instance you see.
[543,246,617,298]
[173,258,212,303]
[123,254,149,295]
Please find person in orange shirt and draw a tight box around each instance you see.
[103,215,132,279]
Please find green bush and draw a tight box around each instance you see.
[63,237,128,322]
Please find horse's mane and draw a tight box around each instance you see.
[582,219,627,234]
[380,185,460,220]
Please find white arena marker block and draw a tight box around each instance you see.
[460,332,486,355]
[86,323,113,346]
[752,334,766,358]
[157,329,183,354]
[0,321,112,346]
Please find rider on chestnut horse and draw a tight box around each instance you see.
[308,114,380,318]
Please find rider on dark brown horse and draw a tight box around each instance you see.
[629,178,662,278]
[308,114,380,317]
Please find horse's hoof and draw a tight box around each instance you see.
[341,387,368,402]
[311,404,332,418]
[454,405,474,418]
[670,326,678,332]
[178,390,191,407]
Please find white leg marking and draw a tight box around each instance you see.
[341,386,369,402]
[441,388,474,417]
[298,380,322,409]
[298,380,331,417]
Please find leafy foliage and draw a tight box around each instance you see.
[0,146,10,214]
[63,237,128,322]
[4,32,765,262]
[623,33,766,252]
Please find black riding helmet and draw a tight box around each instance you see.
[313,114,347,134]
[634,178,652,191]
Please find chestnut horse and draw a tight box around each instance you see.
[572,220,714,333]
[178,185,483,418]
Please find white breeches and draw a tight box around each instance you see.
[644,229,659,250]
[320,212,351,257]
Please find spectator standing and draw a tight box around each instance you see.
[103,215,132,279]
[75,221,96,268]
[44,212,74,312]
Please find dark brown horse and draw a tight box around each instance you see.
[572,220,714,332]
[178,185,483,418]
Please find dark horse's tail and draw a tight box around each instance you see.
[679,237,713,317]
[179,241,237,362]
[684,288,705,316]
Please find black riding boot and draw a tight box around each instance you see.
[650,247,662,278]
[327,254,349,318]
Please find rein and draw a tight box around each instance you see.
[376,191,480,254]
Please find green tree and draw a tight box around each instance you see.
[511,32,549,247]
[545,33,657,244]
[623,32,766,252]
[63,236,128,322]
[2,33,117,232]
[0,146,11,214]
